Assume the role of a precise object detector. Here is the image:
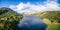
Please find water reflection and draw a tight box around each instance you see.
[18,15,47,30]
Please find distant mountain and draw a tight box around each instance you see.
[0,7,23,30]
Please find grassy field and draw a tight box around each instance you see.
[48,23,60,30]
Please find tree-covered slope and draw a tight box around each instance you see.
[32,11,60,23]
[0,7,23,30]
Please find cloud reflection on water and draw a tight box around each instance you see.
[18,15,47,30]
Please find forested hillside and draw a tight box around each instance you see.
[32,11,60,23]
[0,7,23,30]
[32,11,60,30]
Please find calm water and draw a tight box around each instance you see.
[18,15,47,30]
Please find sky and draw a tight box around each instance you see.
[0,0,46,7]
[0,0,60,13]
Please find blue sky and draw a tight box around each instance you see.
[0,0,60,13]
[0,0,60,7]
[0,0,47,7]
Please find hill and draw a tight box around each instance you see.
[32,11,60,23]
[0,7,23,30]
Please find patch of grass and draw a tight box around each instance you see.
[48,24,60,30]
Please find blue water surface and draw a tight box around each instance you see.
[18,15,47,30]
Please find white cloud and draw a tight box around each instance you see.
[9,0,60,13]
